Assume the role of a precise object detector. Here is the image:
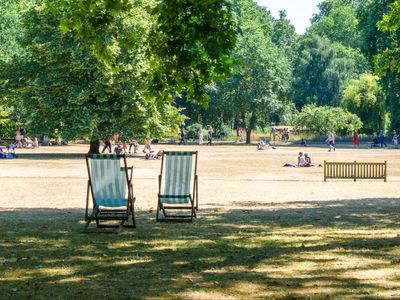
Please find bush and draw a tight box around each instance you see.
[215,124,234,140]
[186,123,203,140]
[293,104,362,135]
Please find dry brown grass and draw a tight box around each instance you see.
[1,144,400,299]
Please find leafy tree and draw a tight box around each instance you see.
[272,10,298,61]
[358,0,400,129]
[50,0,237,104]
[1,2,184,152]
[213,6,292,143]
[293,104,363,135]
[309,2,362,49]
[376,0,400,74]
[292,35,367,108]
[342,73,385,133]
[0,0,24,62]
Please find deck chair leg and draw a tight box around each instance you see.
[131,198,136,228]
[117,220,125,234]
[84,220,91,232]
[156,200,161,221]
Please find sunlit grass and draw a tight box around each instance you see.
[1,205,400,299]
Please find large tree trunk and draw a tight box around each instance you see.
[246,128,252,144]
[245,111,256,144]
[88,139,100,154]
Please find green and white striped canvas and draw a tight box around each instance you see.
[160,152,193,204]
[89,154,127,207]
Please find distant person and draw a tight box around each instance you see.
[304,153,312,167]
[128,140,139,154]
[378,129,387,148]
[300,138,307,147]
[326,131,335,152]
[145,150,163,160]
[297,152,307,167]
[143,139,153,153]
[33,137,39,148]
[392,130,398,146]
[207,127,214,146]
[352,131,359,147]
[179,125,186,145]
[102,138,112,153]
[114,143,123,155]
[198,131,204,145]
[15,129,23,148]
[236,127,242,142]
[372,135,380,147]
[257,138,268,150]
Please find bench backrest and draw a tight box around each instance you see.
[324,161,387,182]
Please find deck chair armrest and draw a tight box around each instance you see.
[159,195,191,198]
[121,166,133,181]
[158,174,162,194]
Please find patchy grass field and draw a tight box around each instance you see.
[1,144,400,299]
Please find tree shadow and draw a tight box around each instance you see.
[1,197,400,298]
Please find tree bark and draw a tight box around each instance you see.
[245,111,256,144]
[88,139,100,154]
[246,128,252,144]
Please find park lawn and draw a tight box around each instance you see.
[1,203,400,299]
[1,144,400,299]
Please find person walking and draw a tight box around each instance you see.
[392,130,398,146]
[326,131,335,152]
[207,127,214,146]
[352,131,359,147]
[198,131,204,145]
[179,125,186,145]
[102,138,112,153]
[378,129,387,148]
[236,127,242,143]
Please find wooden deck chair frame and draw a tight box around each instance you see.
[84,154,136,233]
[157,151,198,222]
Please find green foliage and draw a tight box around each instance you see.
[292,35,367,107]
[293,104,362,134]
[206,0,292,143]
[272,11,298,61]
[358,0,400,129]
[52,0,237,105]
[309,3,361,48]
[215,124,234,140]
[375,0,400,74]
[149,0,237,104]
[186,123,203,140]
[342,73,385,133]
[1,3,184,141]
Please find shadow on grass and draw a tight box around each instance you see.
[1,198,400,299]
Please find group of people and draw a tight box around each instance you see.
[15,128,39,149]
[179,126,214,146]
[271,127,290,143]
[352,129,398,148]
[283,152,313,168]
[0,144,17,159]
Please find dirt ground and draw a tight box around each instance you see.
[1,144,400,299]
[1,143,399,211]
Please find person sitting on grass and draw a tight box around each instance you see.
[297,152,307,167]
[145,150,163,160]
[304,153,313,167]
[257,138,269,150]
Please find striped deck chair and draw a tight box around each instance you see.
[84,154,135,232]
[157,151,198,222]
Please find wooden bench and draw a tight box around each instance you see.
[324,161,387,182]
